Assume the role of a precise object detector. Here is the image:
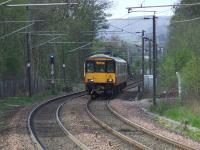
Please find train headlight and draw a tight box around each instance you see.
[88,79,94,82]
[107,78,113,83]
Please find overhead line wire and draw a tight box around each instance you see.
[121,19,144,29]
[172,17,200,24]
[50,41,91,44]
[49,41,124,44]
[0,23,34,40]
[127,2,200,9]
[0,0,12,6]
[108,18,144,21]
[68,43,92,53]
[5,2,78,7]
[108,24,141,38]
[33,36,62,49]
[156,9,173,14]
[0,20,44,23]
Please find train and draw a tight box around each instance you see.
[84,54,128,99]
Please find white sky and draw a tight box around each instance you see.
[107,0,179,18]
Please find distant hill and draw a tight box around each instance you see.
[101,16,171,46]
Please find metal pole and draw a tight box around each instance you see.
[50,56,55,94]
[51,63,55,94]
[153,15,157,105]
[142,30,145,92]
[26,6,32,97]
[62,48,66,83]
[26,33,32,97]
[156,43,158,77]
[149,39,152,74]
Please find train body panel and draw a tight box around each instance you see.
[115,61,127,85]
[85,73,116,84]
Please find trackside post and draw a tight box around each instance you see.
[50,55,55,94]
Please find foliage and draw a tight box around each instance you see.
[0,0,111,85]
[181,54,200,95]
[130,58,141,74]
[150,100,200,140]
[0,91,55,117]
[160,0,200,97]
[0,1,27,79]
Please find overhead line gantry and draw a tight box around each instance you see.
[126,2,200,9]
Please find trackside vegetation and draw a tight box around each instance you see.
[0,91,57,117]
[0,0,111,94]
[0,91,62,131]
[150,101,200,141]
[159,0,200,100]
[152,0,200,141]
[0,0,112,131]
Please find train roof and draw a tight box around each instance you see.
[88,54,127,63]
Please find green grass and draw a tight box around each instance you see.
[0,91,60,131]
[150,101,200,141]
[0,91,58,117]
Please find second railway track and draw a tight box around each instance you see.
[28,91,89,150]
[28,80,139,150]
[58,95,137,150]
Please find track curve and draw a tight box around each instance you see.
[28,91,87,150]
[56,101,91,150]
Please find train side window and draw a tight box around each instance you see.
[107,61,115,73]
[86,62,94,72]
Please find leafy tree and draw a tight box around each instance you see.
[160,0,200,98]
[0,0,111,84]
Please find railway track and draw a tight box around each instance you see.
[28,80,196,150]
[28,80,139,149]
[28,91,89,150]
[87,100,182,150]
[107,101,197,150]
[58,95,137,150]
[86,82,196,150]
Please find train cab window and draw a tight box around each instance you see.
[107,61,115,73]
[86,62,94,72]
[95,62,105,73]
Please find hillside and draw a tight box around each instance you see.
[102,16,171,46]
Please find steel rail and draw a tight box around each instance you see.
[86,81,182,150]
[56,100,90,150]
[28,91,86,150]
[127,80,141,86]
[27,80,140,149]
[107,83,197,150]
[86,100,152,150]
[107,101,196,150]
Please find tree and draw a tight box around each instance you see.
[0,0,111,84]
[160,0,200,98]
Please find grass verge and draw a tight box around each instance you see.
[150,100,200,141]
[0,91,60,127]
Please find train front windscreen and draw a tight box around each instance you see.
[85,61,115,73]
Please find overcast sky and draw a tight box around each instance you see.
[107,0,179,18]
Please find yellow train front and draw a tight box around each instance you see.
[84,54,128,98]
